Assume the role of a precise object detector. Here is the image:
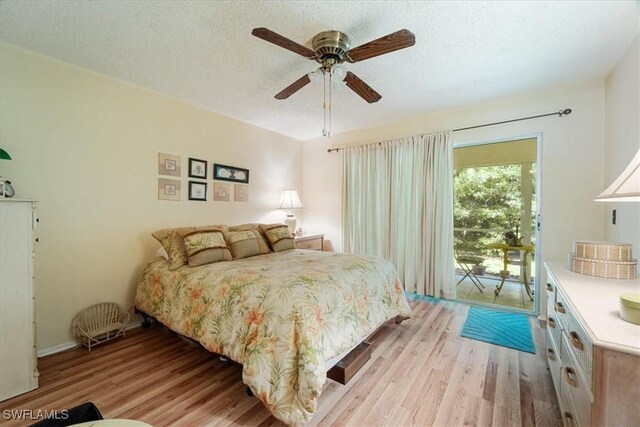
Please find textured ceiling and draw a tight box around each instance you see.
[0,1,638,140]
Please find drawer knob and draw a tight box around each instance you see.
[563,367,578,387]
[546,283,553,292]
[546,347,557,361]
[548,317,556,329]
[555,302,566,314]
[569,331,584,351]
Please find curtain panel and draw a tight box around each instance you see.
[342,132,455,298]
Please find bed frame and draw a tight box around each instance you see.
[135,308,408,392]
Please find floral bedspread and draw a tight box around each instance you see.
[135,249,412,425]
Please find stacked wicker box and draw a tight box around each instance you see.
[569,240,637,279]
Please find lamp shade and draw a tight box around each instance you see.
[595,148,640,202]
[278,189,304,210]
[0,148,11,160]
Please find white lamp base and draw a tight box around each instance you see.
[284,213,296,236]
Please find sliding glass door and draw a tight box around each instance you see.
[452,137,540,313]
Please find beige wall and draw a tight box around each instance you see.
[604,32,640,268]
[302,83,607,272]
[0,43,302,350]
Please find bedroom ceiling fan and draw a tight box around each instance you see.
[251,27,416,137]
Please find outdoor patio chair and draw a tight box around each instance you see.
[455,250,486,293]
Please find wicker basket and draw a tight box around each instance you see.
[72,302,130,351]
[573,240,633,262]
[569,254,637,279]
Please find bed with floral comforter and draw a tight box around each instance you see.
[135,249,411,426]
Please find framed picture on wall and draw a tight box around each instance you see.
[234,184,249,202]
[188,181,207,201]
[213,182,231,202]
[188,157,207,179]
[158,178,181,201]
[158,153,181,177]
[213,163,250,184]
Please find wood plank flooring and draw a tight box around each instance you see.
[0,298,561,426]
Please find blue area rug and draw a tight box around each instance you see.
[404,292,440,303]
[461,306,535,354]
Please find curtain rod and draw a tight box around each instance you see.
[327,108,572,153]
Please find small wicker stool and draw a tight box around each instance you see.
[72,303,130,351]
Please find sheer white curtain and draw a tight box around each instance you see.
[342,132,455,298]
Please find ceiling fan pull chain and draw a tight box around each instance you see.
[328,69,333,138]
[322,69,328,137]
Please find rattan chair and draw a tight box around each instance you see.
[72,302,130,351]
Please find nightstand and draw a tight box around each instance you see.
[294,234,324,251]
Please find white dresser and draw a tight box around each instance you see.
[544,263,640,426]
[0,199,39,401]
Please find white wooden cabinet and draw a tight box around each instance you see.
[0,199,39,401]
[544,263,640,426]
[294,234,324,251]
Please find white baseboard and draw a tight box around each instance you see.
[37,341,78,358]
[37,321,142,358]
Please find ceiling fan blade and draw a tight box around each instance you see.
[344,72,381,103]
[346,29,415,63]
[252,28,316,59]
[275,74,311,100]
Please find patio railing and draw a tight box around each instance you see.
[454,227,535,281]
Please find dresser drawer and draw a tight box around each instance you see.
[556,290,593,391]
[547,294,562,351]
[295,236,323,251]
[560,332,593,427]
[546,327,562,394]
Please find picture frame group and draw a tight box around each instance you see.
[157,153,250,202]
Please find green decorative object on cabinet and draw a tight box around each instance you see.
[620,293,640,325]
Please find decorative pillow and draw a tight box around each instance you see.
[228,223,262,231]
[259,224,296,252]
[152,224,228,270]
[224,230,266,259]
[227,223,271,254]
[183,230,232,267]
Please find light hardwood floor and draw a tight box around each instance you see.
[0,298,561,426]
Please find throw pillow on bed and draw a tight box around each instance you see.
[259,224,296,252]
[152,224,228,270]
[183,230,232,267]
[224,230,266,259]
[227,223,271,254]
[228,222,271,254]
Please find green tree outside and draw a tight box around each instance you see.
[454,164,536,278]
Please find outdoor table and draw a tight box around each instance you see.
[487,242,535,301]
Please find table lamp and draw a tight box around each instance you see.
[278,189,304,235]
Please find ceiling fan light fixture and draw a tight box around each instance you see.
[331,64,346,80]
[308,68,324,84]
